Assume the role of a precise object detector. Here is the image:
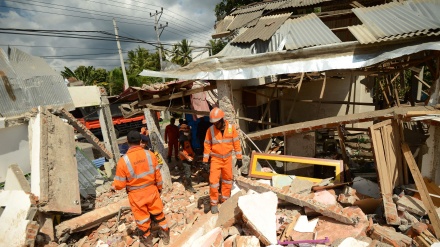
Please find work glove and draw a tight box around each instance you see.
[203,162,210,172]
[236,159,243,169]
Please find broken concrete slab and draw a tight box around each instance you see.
[235,236,260,247]
[0,190,36,246]
[55,199,130,241]
[30,110,81,214]
[239,191,278,245]
[332,237,369,247]
[352,177,380,199]
[369,224,412,247]
[236,176,366,225]
[215,190,244,228]
[289,178,314,194]
[396,195,427,216]
[272,175,295,189]
[293,215,318,233]
[4,164,31,192]
[191,227,223,247]
[170,213,218,247]
[314,216,369,245]
[314,190,337,205]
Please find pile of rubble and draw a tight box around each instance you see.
[47,173,440,247]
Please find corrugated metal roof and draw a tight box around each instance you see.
[226,10,264,30]
[352,1,440,39]
[280,13,341,50]
[0,48,74,117]
[232,13,291,43]
[406,0,440,24]
[215,15,235,34]
[231,3,267,15]
[265,0,332,10]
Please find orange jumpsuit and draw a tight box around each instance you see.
[203,120,242,206]
[179,139,195,162]
[112,146,168,236]
[165,124,179,159]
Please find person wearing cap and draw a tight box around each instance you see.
[178,124,196,193]
[112,131,170,247]
[164,118,179,163]
[203,107,242,214]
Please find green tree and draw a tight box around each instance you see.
[207,39,227,55]
[60,66,77,80]
[171,39,193,66]
[107,67,125,95]
[215,0,262,19]
[126,46,162,86]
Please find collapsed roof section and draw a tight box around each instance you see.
[0,48,74,117]
[140,0,440,81]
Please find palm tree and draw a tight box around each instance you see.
[126,46,162,86]
[207,39,227,55]
[171,39,193,66]
[60,67,77,80]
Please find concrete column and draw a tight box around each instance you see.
[144,109,172,190]
[99,96,120,168]
[217,80,235,123]
[421,126,440,183]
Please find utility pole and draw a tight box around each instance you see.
[113,18,129,90]
[150,8,168,83]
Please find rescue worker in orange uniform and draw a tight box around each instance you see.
[164,118,179,163]
[112,131,170,247]
[178,124,196,193]
[203,107,242,214]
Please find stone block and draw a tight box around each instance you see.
[216,190,244,228]
[396,195,427,216]
[236,236,260,247]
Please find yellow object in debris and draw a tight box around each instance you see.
[154,151,163,165]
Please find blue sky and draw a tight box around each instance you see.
[0,0,219,71]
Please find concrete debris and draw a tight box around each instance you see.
[293,215,318,232]
[332,237,369,247]
[239,191,278,245]
[4,164,31,192]
[369,224,412,247]
[215,190,244,228]
[288,178,314,194]
[236,235,261,247]
[396,195,427,216]
[352,177,381,199]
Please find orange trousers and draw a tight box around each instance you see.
[209,157,233,206]
[128,186,168,236]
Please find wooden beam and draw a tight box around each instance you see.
[236,116,280,126]
[145,104,210,116]
[402,143,440,238]
[317,73,327,117]
[414,75,431,89]
[286,72,304,123]
[337,125,351,182]
[247,106,437,140]
[138,84,216,105]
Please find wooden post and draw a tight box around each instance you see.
[402,143,440,238]
[144,109,172,190]
[316,73,327,118]
[337,125,351,182]
[345,72,354,115]
[286,73,304,123]
[378,80,391,107]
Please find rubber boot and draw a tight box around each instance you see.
[211,205,219,214]
[139,235,154,247]
[185,177,196,193]
[159,228,170,245]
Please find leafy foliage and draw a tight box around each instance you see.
[207,39,227,55]
[170,39,193,66]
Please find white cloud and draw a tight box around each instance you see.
[0,0,219,71]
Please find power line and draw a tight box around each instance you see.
[5,0,212,42]
[0,44,118,50]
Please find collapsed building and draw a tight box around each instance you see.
[1,0,440,246]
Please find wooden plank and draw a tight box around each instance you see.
[146,104,210,116]
[236,116,280,126]
[336,125,350,182]
[316,73,327,117]
[247,106,438,140]
[402,143,440,238]
[286,72,304,123]
[378,80,391,107]
[138,84,216,105]
[414,75,431,89]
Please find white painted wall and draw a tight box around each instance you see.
[0,124,30,183]
[68,86,101,108]
[0,190,32,246]
[29,113,41,198]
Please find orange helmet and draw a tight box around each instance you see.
[209,107,225,123]
[179,124,190,132]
